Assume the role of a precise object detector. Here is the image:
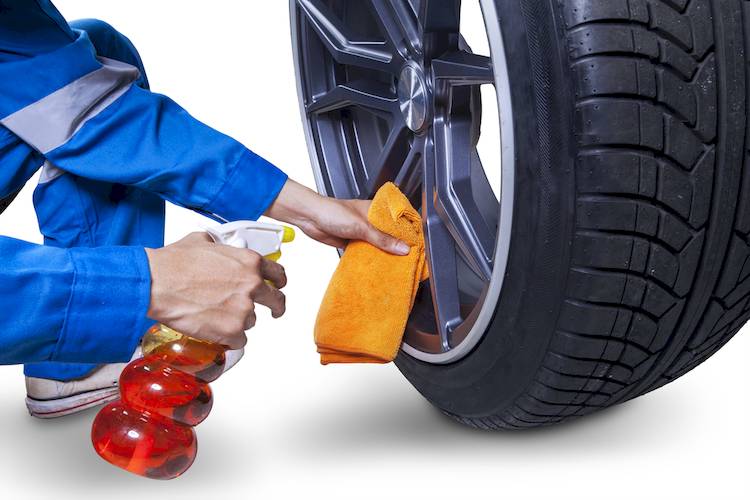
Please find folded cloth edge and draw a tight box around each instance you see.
[314,182,429,364]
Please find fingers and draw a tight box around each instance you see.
[217,298,253,348]
[365,225,411,255]
[225,332,248,350]
[243,308,257,331]
[261,257,287,288]
[244,252,286,318]
[252,281,287,318]
[348,201,410,254]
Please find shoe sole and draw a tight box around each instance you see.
[26,387,120,419]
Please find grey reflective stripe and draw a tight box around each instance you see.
[38,161,65,184]
[0,57,139,154]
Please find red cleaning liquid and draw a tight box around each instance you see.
[91,401,197,480]
[91,325,226,479]
[119,356,213,426]
[146,334,226,383]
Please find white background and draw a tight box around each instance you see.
[0,1,747,499]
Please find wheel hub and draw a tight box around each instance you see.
[398,62,430,133]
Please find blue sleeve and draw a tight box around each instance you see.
[0,237,151,365]
[0,127,43,198]
[0,1,76,63]
[45,85,289,223]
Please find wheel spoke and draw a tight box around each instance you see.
[468,149,500,230]
[433,51,494,86]
[418,0,462,59]
[422,131,462,350]
[306,80,399,117]
[419,0,461,34]
[366,122,411,197]
[369,0,422,57]
[432,98,495,281]
[297,0,395,73]
[395,134,425,203]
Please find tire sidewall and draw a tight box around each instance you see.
[395,0,576,419]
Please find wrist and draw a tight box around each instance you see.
[265,178,323,227]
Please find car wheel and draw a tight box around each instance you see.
[290,0,749,428]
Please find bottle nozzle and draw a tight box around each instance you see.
[282,226,295,243]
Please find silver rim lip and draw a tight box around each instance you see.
[290,0,515,364]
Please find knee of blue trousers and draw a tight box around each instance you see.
[25,362,107,381]
[69,18,150,90]
[24,324,159,381]
[24,316,158,380]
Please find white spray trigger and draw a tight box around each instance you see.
[205,221,289,256]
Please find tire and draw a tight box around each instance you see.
[398,0,748,428]
[292,0,748,428]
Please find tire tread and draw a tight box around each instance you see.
[450,0,748,429]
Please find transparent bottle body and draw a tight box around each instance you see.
[91,326,226,479]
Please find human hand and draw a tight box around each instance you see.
[144,232,287,349]
[265,179,410,255]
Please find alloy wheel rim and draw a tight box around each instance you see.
[291,0,515,363]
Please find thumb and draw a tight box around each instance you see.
[366,225,411,255]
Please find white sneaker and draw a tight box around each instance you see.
[25,347,244,419]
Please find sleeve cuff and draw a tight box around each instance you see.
[204,148,288,222]
[52,246,151,363]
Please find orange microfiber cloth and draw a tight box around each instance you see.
[314,182,429,364]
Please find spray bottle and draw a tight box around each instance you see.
[91,221,294,480]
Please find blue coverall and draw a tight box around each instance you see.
[0,1,288,380]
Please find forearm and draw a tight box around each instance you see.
[264,178,325,226]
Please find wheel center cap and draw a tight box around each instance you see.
[398,63,429,132]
